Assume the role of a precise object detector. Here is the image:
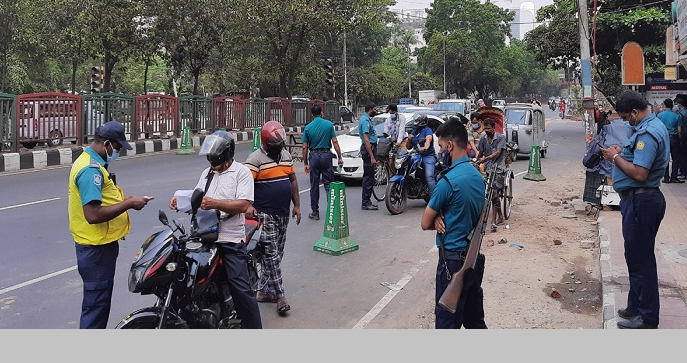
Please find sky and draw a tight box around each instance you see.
[390,0,555,11]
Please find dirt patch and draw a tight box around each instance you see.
[482,168,603,329]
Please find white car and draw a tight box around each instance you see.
[331,112,443,180]
[492,99,506,110]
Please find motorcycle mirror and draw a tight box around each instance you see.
[191,188,204,214]
[158,209,170,226]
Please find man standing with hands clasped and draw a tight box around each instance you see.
[600,90,669,329]
[359,103,379,210]
[301,105,344,220]
[68,120,153,329]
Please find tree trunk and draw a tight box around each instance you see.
[143,58,149,95]
[71,60,77,95]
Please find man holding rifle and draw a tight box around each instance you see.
[421,118,488,329]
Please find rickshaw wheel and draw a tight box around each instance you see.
[503,171,513,220]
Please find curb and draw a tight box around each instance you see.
[0,125,348,173]
[597,213,618,329]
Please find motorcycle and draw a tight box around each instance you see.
[115,188,264,329]
[385,139,444,215]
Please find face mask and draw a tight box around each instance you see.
[207,154,226,167]
[673,105,679,112]
[472,124,480,130]
[390,114,397,120]
[105,141,120,166]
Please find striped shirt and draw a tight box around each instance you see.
[244,148,294,216]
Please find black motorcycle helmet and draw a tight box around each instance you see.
[199,130,235,167]
[412,114,428,129]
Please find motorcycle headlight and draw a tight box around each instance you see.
[395,157,404,169]
[512,124,519,131]
[342,150,360,158]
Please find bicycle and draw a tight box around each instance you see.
[372,137,395,201]
[500,142,516,220]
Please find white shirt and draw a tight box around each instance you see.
[194,162,254,243]
[384,113,407,144]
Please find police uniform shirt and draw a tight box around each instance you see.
[358,113,378,144]
[428,157,485,251]
[194,162,254,243]
[302,116,337,150]
[612,113,670,193]
[75,148,109,205]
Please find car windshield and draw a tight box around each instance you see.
[493,100,505,106]
[436,102,465,113]
[346,116,387,136]
[397,105,413,113]
[506,108,531,125]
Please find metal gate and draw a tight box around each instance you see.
[325,100,340,123]
[0,93,16,152]
[290,100,309,126]
[268,98,291,126]
[135,94,179,140]
[16,92,82,150]
[213,96,244,130]
[82,93,134,144]
[243,98,268,129]
[308,99,326,124]
[179,95,213,133]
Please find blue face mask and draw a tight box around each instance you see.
[673,105,679,112]
[390,114,397,120]
[106,141,120,165]
[472,124,480,130]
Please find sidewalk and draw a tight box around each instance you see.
[598,182,687,329]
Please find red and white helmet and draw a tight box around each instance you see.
[261,120,286,147]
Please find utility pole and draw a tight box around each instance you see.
[343,32,348,108]
[578,0,595,141]
[443,35,446,94]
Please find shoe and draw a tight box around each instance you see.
[308,211,320,220]
[361,203,379,210]
[617,316,657,329]
[678,174,687,179]
[663,179,672,184]
[617,308,639,320]
[256,292,278,303]
[670,179,685,184]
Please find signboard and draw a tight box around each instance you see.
[622,42,645,86]
[665,66,678,80]
[643,82,687,113]
[678,0,687,54]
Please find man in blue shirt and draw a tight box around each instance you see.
[421,117,486,329]
[601,90,669,329]
[302,105,344,220]
[406,114,437,194]
[359,103,378,210]
[657,98,683,183]
[675,96,687,178]
[476,118,506,229]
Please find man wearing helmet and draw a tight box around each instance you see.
[406,114,437,194]
[301,105,344,220]
[169,130,262,328]
[245,121,301,315]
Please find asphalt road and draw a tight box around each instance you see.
[0,106,586,329]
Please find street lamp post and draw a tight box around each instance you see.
[443,35,446,94]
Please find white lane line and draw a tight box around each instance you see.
[514,170,527,177]
[353,247,437,329]
[0,197,61,211]
[0,266,77,296]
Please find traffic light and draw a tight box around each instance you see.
[91,65,104,93]
[323,58,334,86]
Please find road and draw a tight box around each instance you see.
[0,105,586,329]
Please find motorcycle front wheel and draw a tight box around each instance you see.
[385,180,407,215]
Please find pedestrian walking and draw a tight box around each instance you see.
[600,90,669,329]
[359,103,379,210]
[656,98,683,183]
[245,121,301,315]
[560,100,566,119]
[170,130,263,328]
[301,105,344,220]
[421,117,487,329]
[68,121,153,329]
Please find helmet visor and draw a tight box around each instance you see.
[198,134,228,156]
[264,127,286,146]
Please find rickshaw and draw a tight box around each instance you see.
[476,106,514,220]
[504,102,548,160]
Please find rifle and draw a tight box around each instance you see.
[437,163,497,314]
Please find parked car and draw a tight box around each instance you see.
[338,105,355,125]
[374,104,389,115]
[435,99,472,118]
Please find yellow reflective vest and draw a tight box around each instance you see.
[68,150,130,245]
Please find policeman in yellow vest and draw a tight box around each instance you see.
[68,121,153,329]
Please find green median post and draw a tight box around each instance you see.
[523,145,546,181]
[176,126,195,155]
[252,127,261,152]
[313,181,359,256]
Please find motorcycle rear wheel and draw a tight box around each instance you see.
[385,180,407,215]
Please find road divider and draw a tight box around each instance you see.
[313,181,358,256]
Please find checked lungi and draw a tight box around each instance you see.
[256,212,290,298]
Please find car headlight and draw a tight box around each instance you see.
[342,150,360,158]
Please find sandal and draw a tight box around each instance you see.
[256,292,278,303]
[277,297,291,314]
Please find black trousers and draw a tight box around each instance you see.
[217,242,263,329]
[435,251,487,329]
[360,144,376,206]
[619,191,665,327]
[75,241,119,329]
[680,133,687,176]
[665,134,680,181]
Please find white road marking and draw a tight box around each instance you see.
[0,197,61,211]
[514,170,527,177]
[0,266,77,296]
[353,247,437,329]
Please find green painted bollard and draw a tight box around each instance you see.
[176,126,195,155]
[252,127,261,152]
[523,145,546,181]
[313,182,359,256]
